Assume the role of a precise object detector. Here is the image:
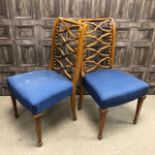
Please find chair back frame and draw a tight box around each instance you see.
[78,18,116,76]
[49,17,88,88]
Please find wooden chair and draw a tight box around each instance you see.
[7,17,87,146]
[78,18,149,140]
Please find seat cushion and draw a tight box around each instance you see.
[7,70,72,114]
[83,69,149,108]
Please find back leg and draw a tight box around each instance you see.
[133,96,146,124]
[78,83,84,110]
[71,88,77,121]
[10,94,19,118]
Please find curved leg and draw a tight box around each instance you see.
[33,113,43,147]
[98,108,108,140]
[133,96,146,124]
[10,94,19,118]
[71,88,77,121]
[78,81,84,110]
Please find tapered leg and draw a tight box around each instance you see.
[98,108,108,140]
[33,113,43,147]
[71,88,77,121]
[10,94,19,118]
[133,96,146,124]
[78,83,84,110]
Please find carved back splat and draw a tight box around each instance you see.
[49,18,88,85]
[79,18,116,74]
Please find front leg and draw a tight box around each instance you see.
[33,113,43,147]
[98,108,108,140]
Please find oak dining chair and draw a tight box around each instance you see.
[78,18,149,140]
[7,17,87,146]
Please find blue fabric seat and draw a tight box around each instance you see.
[7,70,72,114]
[83,69,149,108]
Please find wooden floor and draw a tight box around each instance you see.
[0,95,155,155]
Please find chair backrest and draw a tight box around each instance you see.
[78,18,116,74]
[49,17,88,86]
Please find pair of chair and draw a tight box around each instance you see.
[7,17,149,146]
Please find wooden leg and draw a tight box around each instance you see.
[33,113,43,147]
[133,96,146,124]
[71,89,77,121]
[98,108,108,140]
[78,83,84,110]
[10,94,19,118]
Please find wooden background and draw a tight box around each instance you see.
[0,0,155,95]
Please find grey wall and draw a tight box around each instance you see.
[0,0,155,95]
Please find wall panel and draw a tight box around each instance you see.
[0,0,155,95]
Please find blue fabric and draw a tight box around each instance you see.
[83,69,149,108]
[7,70,72,114]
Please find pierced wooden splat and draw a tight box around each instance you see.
[78,18,116,74]
[49,18,87,82]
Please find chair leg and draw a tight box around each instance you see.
[33,113,43,147]
[10,94,19,118]
[71,89,77,121]
[78,83,84,110]
[133,96,146,124]
[98,108,108,140]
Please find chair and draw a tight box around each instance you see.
[78,18,149,140]
[7,17,87,146]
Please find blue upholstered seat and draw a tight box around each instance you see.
[83,69,149,108]
[7,70,72,114]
